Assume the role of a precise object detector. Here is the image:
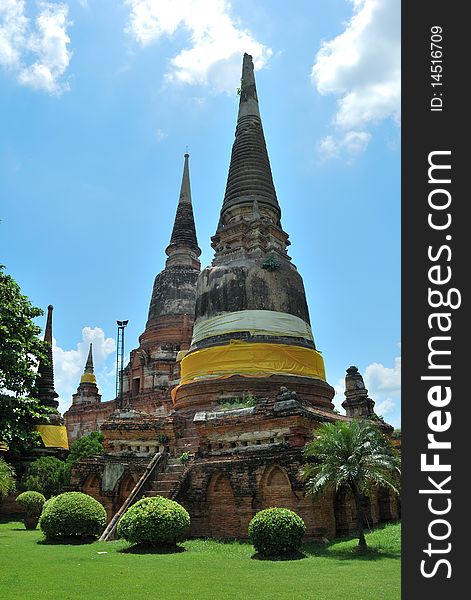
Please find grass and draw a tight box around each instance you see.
[0,520,400,600]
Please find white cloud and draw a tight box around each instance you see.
[53,326,115,413]
[313,0,400,158]
[124,0,272,93]
[0,0,72,94]
[364,355,401,396]
[155,127,168,141]
[319,130,371,162]
[375,398,395,416]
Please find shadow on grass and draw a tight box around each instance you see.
[119,543,186,555]
[303,541,399,561]
[251,550,306,561]
[37,536,97,546]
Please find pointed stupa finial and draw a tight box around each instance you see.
[166,153,201,265]
[37,304,59,409]
[238,53,260,119]
[178,151,191,205]
[44,305,53,344]
[80,343,96,384]
[218,53,280,230]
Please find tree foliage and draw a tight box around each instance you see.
[20,456,67,498]
[0,265,50,453]
[66,432,104,466]
[303,420,400,548]
[0,457,16,497]
[64,432,105,484]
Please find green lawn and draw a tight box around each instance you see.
[0,520,400,600]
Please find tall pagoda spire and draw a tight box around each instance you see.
[220,53,280,228]
[37,305,59,410]
[166,153,201,267]
[173,53,334,413]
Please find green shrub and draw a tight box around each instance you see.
[16,490,46,530]
[248,507,306,556]
[0,457,16,497]
[39,492,106,540]
[117,496,190,546]
[20,456,67,498]
[16,491,46,515]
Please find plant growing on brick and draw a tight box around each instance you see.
[248,507,306,556]
[117,496,190,546]
[178,451,190,464]
[39,492,106,540]
[16,491,46,529]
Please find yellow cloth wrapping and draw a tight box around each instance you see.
[172,341,325,402]
[191,310,314,345]
[80,373,96,384]
[35,425,69,449]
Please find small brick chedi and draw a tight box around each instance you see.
[67,54,399,538]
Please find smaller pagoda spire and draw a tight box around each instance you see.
[80,343,96,384]
[165,153,201,267]
[37,305,59,410]
[72,343,101,405]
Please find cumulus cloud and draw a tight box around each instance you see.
[124,0,272,93]
[53,326,115,413]
[364,355,401,396]
[313,0,400,158]
[0,0,72,94]
[375,398,395,416]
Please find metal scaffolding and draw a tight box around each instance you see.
[115,319,128,409]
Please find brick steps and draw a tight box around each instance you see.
[145,458,186,499]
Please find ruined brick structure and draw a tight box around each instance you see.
[68,54,399,539]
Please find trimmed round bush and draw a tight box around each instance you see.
[117,496,190,546]
[16,491,46,529]
[248,507,306,556]
[16,491,46,514]
[39,492,106,540]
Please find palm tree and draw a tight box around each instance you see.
[303,420,400,549]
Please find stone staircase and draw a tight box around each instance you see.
[146,457,186,499]
[145,422,199,499]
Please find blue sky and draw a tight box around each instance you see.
[0,0,400,426]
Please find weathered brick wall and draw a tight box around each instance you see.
[174,450,338,539]
[69,455,149,522]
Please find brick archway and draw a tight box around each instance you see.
[207,472,240,538]
[378,487,398,522]
[334,487,356,536]
[259,464,297,510]
[82,473,101,502]
[118,473,137,509]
